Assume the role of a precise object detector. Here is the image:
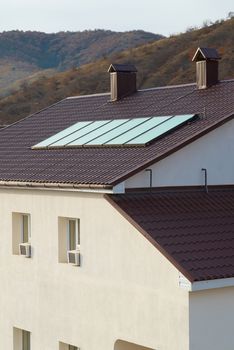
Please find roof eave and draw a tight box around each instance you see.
[191,277,234,291]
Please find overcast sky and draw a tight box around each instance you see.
[0,0,233,36]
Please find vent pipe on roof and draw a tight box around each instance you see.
[108,64,137,101]
[192,47,221,89]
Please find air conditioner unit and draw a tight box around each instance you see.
[67,250,81,266]
[19,242,31,258]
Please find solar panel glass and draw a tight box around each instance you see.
[68,119,129,146]
[85,117,149,145]
[51,120,111,146]
[105,116,170,145]
[127,114,194,144]
[33,121,93,148]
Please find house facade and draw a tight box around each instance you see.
[0,48,234,350]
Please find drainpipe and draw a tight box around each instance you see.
[145,169,153,189]
[201,168,208,193]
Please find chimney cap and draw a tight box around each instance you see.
[192,47,221,62]
[108,63,137,73]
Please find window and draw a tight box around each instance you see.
[69,346,78,350]
[67,219,80,251]
[12,213,31,256]
[22,330,30,350]
[58,217,80,263]
[59,341,79,350]
[13,328,31,350]
[22,215,30,243]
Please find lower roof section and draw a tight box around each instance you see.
[106,186,234,282]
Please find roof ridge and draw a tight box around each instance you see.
[66,79,234,101]
[219,78,234,83]
[66,92,110,100]
[138,79,234,93]
[138,83,196,92]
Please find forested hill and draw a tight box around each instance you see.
[0,29,162,97]
[0,29,162,69]
[0,18,233,125]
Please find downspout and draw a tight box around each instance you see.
[145,168,153,189]
[201,168,208,193]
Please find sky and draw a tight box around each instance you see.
[0,0,233,36]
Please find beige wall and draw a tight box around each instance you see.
[0,188,189,350]
[125,119,234,188]
[189,287,234,349]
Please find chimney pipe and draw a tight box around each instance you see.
[192,47,221,89]
[108,64,137,101]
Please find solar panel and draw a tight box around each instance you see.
[32,114,195,149]
[70,117,151,146]
[32,121,93,148]
[68,118,129,146]
[126,114,194,145]
[51,120,111,147]
[105,116,171,145]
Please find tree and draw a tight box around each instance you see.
[227,11,234,19]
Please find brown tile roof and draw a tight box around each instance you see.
[0,80,233,186]
[107,187,234,282]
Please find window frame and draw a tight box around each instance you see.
[69,345,78,350]
[58,217,81,263]
[21,214,31,244]
[22,329,30,350]
[12,212,31,256]
[59,341,79,350]
[13,327,31,350]
[66,218,80,251]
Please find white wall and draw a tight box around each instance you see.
[125,119,234,188]
[189,287,234,349]
[0,188,189,350]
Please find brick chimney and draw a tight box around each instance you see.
[108,64,137,101]
[192,47,221,89]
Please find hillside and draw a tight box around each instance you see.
[0,29,162,96]
[0,18,233,125]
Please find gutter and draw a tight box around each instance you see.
[0,180,114,194]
